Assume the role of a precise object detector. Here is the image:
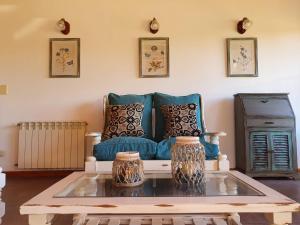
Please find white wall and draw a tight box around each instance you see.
[0,0,300,171]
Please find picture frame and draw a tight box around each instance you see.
[139,37,169,78]
[49,38,80,78]
[226,38,258,77]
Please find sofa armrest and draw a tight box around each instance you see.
[203,131,229,171]
[86,132,102,144]
[203,131,226,153]
[203,131,226,145]
[85,132,102,157]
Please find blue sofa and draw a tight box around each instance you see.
[93,93,225,161]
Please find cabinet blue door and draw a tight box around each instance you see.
[250,132,270,171]
[270,132,292,171]
[250,131,292,172]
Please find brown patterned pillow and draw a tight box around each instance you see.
[160,103,202,138]
[102,104,145,140]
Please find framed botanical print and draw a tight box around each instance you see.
[49,38,80,78]
[226,38,258,77]
[139,37,169,78]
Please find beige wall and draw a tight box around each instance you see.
[0,0,300,170]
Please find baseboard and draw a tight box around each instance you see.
[4,170,80,177]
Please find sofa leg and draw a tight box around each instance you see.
[85,156,97,173]
[0,168,5,200]
[218,154,230,171]
[204,132,228,171]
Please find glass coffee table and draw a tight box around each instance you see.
[20,171,300,225]
[54,172,264,198]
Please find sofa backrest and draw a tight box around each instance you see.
[102,93,207,141]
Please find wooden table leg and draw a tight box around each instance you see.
[73,214,87,225]
[228,213,242,225]
[0,201,5,225]
[265,212,292,225]
[29,214,54,225]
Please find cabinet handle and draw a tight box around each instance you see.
[261,100,269,103]
[264,121,274,125]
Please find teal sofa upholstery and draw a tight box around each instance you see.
[155,137,218,160]
[94,136,157,160]
[93,93,220,161]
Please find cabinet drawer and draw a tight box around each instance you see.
[246,119,294,127]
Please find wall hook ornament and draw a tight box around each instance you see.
[57,18,70,35]
[237,17,252,34]
[149,17,159,34]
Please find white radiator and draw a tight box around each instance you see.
[17,122,87,169]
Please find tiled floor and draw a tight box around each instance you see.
[1,175,300,225]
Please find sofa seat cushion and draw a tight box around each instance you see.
[156,136,218,160]
[108,93,153,140]
[153,93,203,142]
[94,136,157,161]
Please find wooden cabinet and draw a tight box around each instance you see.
[234,93,298,178]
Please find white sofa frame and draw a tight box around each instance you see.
[0,167,5,199]
[0,167,5,224]
[86,95,229,173]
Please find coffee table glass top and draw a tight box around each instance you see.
[54,172,264,198]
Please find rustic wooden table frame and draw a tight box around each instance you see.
[20,169,299,225]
